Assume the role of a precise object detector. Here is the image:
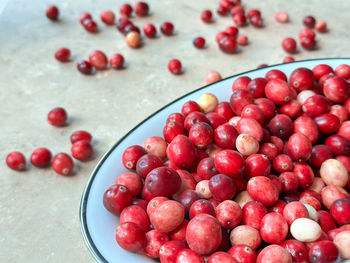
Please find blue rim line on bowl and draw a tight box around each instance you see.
[80,57,348,262]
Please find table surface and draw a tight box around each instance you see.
[0,0,348,262]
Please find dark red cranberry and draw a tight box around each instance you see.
[82,19,98,33]
[209,174,236,201]
[279,172,299,194]
[77,60,93,75]
[193,37,206,49]
[143,23,157,38]
[268,114,293,140]
[196,157,218,181]
[46,5,59,20]
[136,154,163,178]
[303,15,316,28]
[219,36,237,53]
[47,107,67,126]
[134,1,149,16]
[206,113,226,129]
[145,167,181,197]
[55,47,70,62]
[160,22,174,35]
[325,134,350,155]
[309,145,333,167]
[178,190,201,215]
[116,18,133,33]
[309,240,339,263]
[201,9,213,23]
[214,123,239,149]
[120,4,133,17]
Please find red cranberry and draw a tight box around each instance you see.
[280,100,302,119]
[163,122,186,143]
[79,12,91,24]
[51,153,74,175]
[116,18,133,33]
[231,5,244,16]
[294,114,319,144]
[255,98,276,120]
[300,36,316,50]
[294,163,314,189]
[246,78,267,98]
[181,101,200,116]
[46,5,59,20]
[275,11,289,23]
[184,112,210,131]
[237,35,248,46]
[259,143,278,161]
[266,69,288,82]
[230,89,254,115]
[214,123,238,149]
[209,174,236,201]
[314,113,341,134]
[228,244,257,263]
[132,199,148,210]
[122,145,146,170]
[143,229,169,258]
[217,6,228,16]
[120,4,132,17]
[245,154,270,179]
[335,64,350,79]
[47,107,67,126]
[89,50,108,70]
[283,201,309,225]
[201,9,213,23]
[309,240,339,263]
[225,26,239,37]
[6,151,26,171]
[120,205,149,232]
[303,15,316,28]
[323,76,350,103]
[279,172,299,194]
[82,19,98,33]
[265,79,293,105]
[250,15,263,27]
[216,31,229,43]
[169,220,188,241]
[206,113,226,129]
[237,118,263,141]
[161,22,174,35]
[283,56,295,63]
[216,200,242,229]
[269,114,293,140]
[176,249,205,262]
[193,37,206,49]
[115,172,143,197]
[312,64,333,80]
[302,95,330,117]
[269,200,287,214]
[330,104,348,123]
[71,141,92,161]
[281,239,308,263]
[257,244,292,263]
[110,53,124,69]
[299,28,316,39]
[70,130,92,144]
[315,21,327,32]
[143,23,157,38]
[241,104,265,124]
[232,76,251,92]
[189,122,213,148]
[196,157,218,181]
[270,136,284,153]
[219,36,237,53]
[273,154,294,173]
[214,102,233,120]
[330,198,350,225]
[233,13,246,27]
[309,144,333,167]
[116,222,145,252]
[134,1,149,16]
[214,149,244,179]
[189,199,216,219]
[167,135,196,169]
[247,9,261,19]
[282,37,296,53]
[290,68,315,92]
[54,47,70,62]
[318,210,337,233]
[159,241,188,263]
[242,201,267,229]
[260,212,288,244]
[77,60,93,75]
[100,10,115,25]
[247,176,279,206]
[286,133,312,162]
[145,167,181,197]
[325,134,350,155]
[30,148,51,167]
[168,59,182,75]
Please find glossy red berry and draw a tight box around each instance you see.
[51,153,74,175]
[201,9,213,23]
[47,107,67,126]
[134,1,149,16]
[143,23,157,38]
[168,59,182,75]
[160,22,174,36]
[89,50,108,70]
[303,15,316,28]
[6,151,26,171]
[30,148,52,167]
[79,12,92,24]
[70,130,92,144]
[282,38,297,53]
[120,4,133,17]
[54,47,70,62]
[219,36,237,53]
[46,5,59,20]
[193,37,206,49]
[103,184,133,214]
[100,10,115,25]
[110,54,124,69]
[77,60,93,75]
[82,19,98,33]
[71,141,92,161]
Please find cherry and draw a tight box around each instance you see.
[309,240,339,263]
[6,151,26,170]
[51,153,74,175]
[30,148,51,167]
[77,60,93,75]
[116,222,145,252]
[161,22,174,35]
[282,37,297,53]
[168,59,182,75]
[46,5,59,20]
[47,107,67,126]
[134,1,149,16]
[119,4,132,17]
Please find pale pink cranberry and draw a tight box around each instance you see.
[147,197,169,216]
[275,11,289,23]
[260,212,288,244]
[143,136,167,160]
[6,151,26,170]
[126,31,141,48]
[236,134,259,156]
[186,214,221,255]
[230,225,261,250]
[333,230,350,259]
[237,118,263,141]
[197,93,218,113]
[196,180,212,199]
[308,177,325,193]
[315,21,327,32]
[205,71,222,84]
[150,200,184,233]
[234,191,254,208]
[320,159,348,187]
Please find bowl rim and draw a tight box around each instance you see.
[79,57,346,262]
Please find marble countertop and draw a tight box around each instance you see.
[0,0,349,262]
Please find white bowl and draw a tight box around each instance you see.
[80,58,350,262]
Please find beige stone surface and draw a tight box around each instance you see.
[0,0,348,262]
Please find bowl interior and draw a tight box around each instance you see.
[80,58,350,263]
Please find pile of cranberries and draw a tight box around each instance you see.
[103,63,350,262]
[6,107,93,176]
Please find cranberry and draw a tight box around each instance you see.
[225,26,239,37]
[242,201,267,229]
[209,174,236,201]
[168,59,182,75]
[330,198,350,225]
[273,154,293,173]
[79,12,92,24]
[294,114,319,144]
[186,214,221,255]
[310,144,333,167]
[30,148,51,167]
[283,201,309,225]
[159,241,188,263]
[330,104,348,123]
[167,112,185,124]
[335,64,350,79]
[6,151,26,171]
[189,199,216,219]
[142,136,167,160]
[88,50,108,70]
[131,199,148,210]
[325,134,350,155]
[257,244,292,263]
[216,200,242,229]
[216,31,229,42]
[291,217,322,242]
[167,135,196,169]
[176,249,205,263]
[208,252,235,263]
[281,239,308,263]
[122,146,147,170]
[293,163,314,189]
[237,118,263,141]
[116,18,133,33]
[143,230,169,258]
[214,149,244,179]
[46,5,59,20]
[283,56,295,63]
[282,37,297,53]
[70,130,92,144]
[142,23,157,38]
[266,69,288,81]
[51,153,73,175]
[247,176,278,206]
[70,141,92,161]
[269,200,287,214]
[115,172,143,197]
[291,68,315,92]
[250,15,263,27]
[201,9,213,23]
[206,113,226,129]
[54,47,70,62]
[265,79,293,105]
[120,4,132,17]
[161,22,174,35]
[286,133,312,162]
[324,76,350,103]
[181,101,200,117]
[302,95,330,117]
[321,185,350,209]
[134,1,149,16]
[206,71,222,85]
[219,36,237,53]
[303,15,316,28]
[144,167,181,197]
[230,89,254,115]
[236,134,259,156]
[254,98,276,120]
[300,36,316,50]
[116,222,146,252]
[309,240,339,263]
[233,13,247,27]
[77,60,93,75]
[109,53,124,69]
[47,107,67,126]
[100,10,115,25]
[120,205,149,232]
[125,31,141,48]
[184,112,210,131]
[193,37,206,49]
[245,154,270,179]
[214,123,239,149]
[333,230,350,259]
[230,5,244,16]
[318,210,337,233]
[314,113,340,134]
[83,19,98,33]
[217,6,228,16]
[268,114,293,140]
[236,35,248,46]
[260,212,288,244]
[196,157,218,181]
[312,64,333,80]
[228,245,257,263]
[232,76,251,92]
[163,122,186,143]
[197,93,218,113]
[230,225,261,250]
[275,11,289,23]
[315,21,327,32]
